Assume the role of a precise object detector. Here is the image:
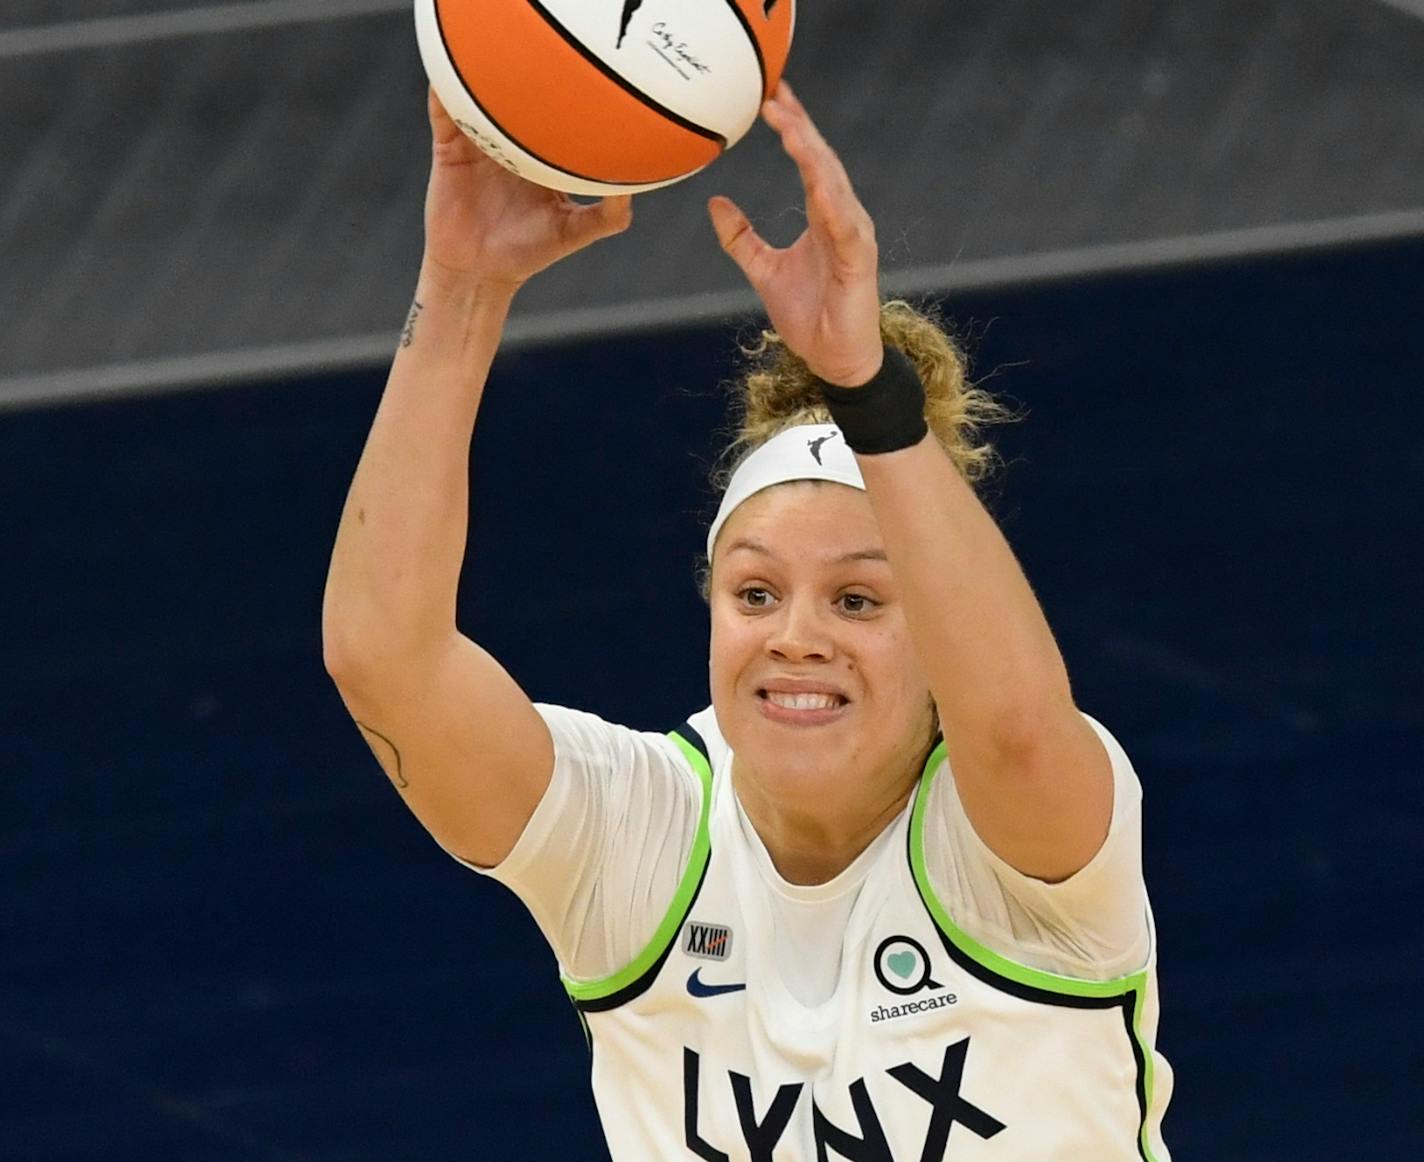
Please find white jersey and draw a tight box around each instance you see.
[460,706,1173,1161]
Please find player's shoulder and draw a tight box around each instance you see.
[1074,710,1145,811]
[530,701,728,790]
[656,706,725,792]
[677,705,736,781]
[927,709,1143,802]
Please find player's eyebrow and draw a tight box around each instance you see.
[722,537,776,559]
[723,537,888,565]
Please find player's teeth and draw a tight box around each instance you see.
[766,692,840,710]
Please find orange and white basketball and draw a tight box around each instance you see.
[414,0,796,196]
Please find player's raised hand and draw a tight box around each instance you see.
[708,82,884,387]
[423,88,633,293]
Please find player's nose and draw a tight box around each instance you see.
[764,596,834,662]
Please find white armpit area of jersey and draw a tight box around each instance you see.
[923,711,1153,981]
[442,703,702,983]
[441,703,1150,987]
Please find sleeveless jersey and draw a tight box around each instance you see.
[561,709,1172,1161]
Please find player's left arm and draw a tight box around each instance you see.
[854,439,1113,884]
[709,82,1111,883]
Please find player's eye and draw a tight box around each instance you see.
[839,593,878,614]
[737,586,772,608]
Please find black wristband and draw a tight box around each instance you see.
[817,346,929,455]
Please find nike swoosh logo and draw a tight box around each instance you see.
[687,968,747,998]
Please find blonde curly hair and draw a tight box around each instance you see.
[717,299,1019,489]
[698,298,1020,600]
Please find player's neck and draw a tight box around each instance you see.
[732,761,915,886]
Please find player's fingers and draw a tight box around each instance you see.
[766,83,837,169]
[763,88,857,211]
[555,192,635,249]
[559,194,634,253]
[775,80,812,121]
[427,86,463,147]
[763,94,874,261]
[594,194,635,240]
[806,179,877,262]
[708,195,776,287]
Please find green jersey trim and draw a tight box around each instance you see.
[560,726,715,1005]
[909,739,1162,1162]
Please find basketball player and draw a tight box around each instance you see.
[323,82,1173,1159]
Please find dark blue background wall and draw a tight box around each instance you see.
[3,237,1421,1160]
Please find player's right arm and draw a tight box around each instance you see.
[321,90,632,867]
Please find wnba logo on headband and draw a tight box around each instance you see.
[705,423,867,561]
[807,431,839,466]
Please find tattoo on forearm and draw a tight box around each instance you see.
[400,299,424,348]
[356,720,409,788]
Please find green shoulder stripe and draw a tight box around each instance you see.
[910,740,1163,1162]
[561,727,715,1005]
[909,739,1150,998]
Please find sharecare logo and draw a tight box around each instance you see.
[684,921,732,962]
[869,991,959,1023]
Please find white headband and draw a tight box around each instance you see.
[706,423,866,562]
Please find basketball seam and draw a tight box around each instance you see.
[720,0,767,100]
[522,0,728,148]
[431,0,637,187]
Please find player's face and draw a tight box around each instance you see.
[708,482,936,808]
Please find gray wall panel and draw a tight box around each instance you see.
[2,0,1423,405]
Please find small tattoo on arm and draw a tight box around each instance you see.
[356,720,409,788]
[400,299,424,348]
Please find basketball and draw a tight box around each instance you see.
[414,0,796,196]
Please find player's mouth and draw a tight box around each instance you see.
[756,686,850,725]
